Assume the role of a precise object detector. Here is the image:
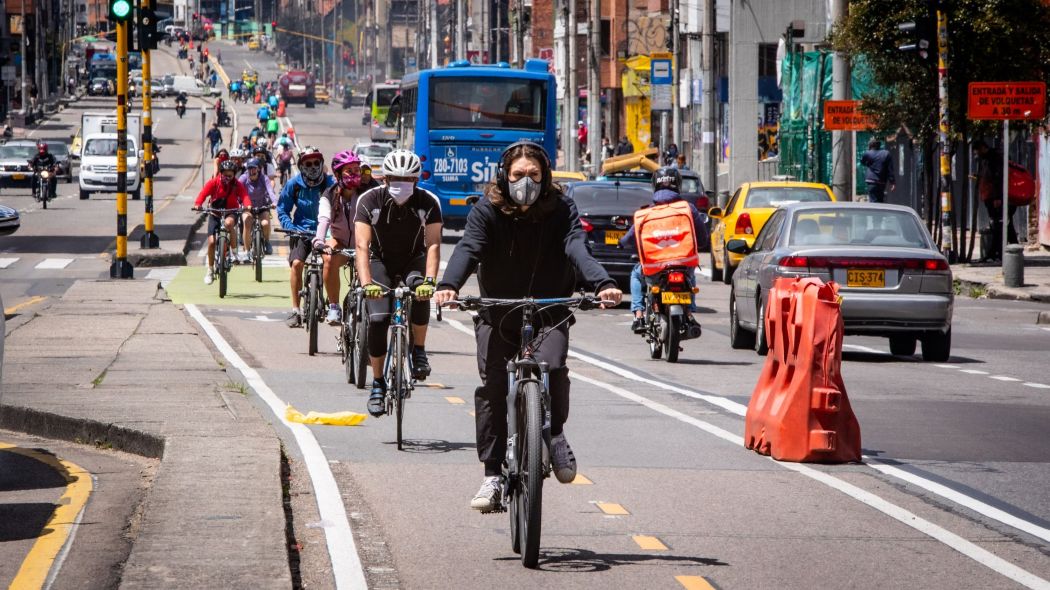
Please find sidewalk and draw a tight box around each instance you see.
[0,280,292,588]
[951,244,1050,303]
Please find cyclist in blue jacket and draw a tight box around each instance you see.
[277,146,336,327]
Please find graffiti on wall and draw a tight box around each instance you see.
[625,15,670,57]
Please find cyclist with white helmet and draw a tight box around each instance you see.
[277,146,336,327]
[251,140,277,181]
[313,150,365,324]
[355,149,443,417]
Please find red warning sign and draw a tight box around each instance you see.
[823,101,874,131]
[968,82,1046,120]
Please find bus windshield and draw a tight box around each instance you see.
[429,78,547,131]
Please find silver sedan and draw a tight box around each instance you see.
[727,202,953,361]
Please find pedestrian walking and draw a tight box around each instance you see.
[615,136,632,156]
[577,121,588,155]
[974,139,1017,261]
[860,139,895,203]
[206,123,223,158]
[601,136,614,160]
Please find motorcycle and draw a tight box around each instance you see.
[33,167,57,209]
[175,99,187,118]
[216,108,231,127]
[342,90,353,110]
[640,267,702,363]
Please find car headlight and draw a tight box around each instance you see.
[82,165,92,172]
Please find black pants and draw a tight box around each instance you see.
[473,318,570,477]
[366,254,430,357]
[982,200,1019,260]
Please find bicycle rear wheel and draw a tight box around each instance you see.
[253,227,264,282]
[216,234,229,298]
[341,295,355,384]
[517,380,544,568]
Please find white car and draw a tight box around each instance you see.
[170,75,218,97]
[352,142,393,171]
[79,134,141,200]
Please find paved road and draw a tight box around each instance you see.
[3,40,1050,589]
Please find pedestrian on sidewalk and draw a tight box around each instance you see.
[615,136,632,156]
[975,139,1018,261]
[861,138,895,203]
[207,123,223,158]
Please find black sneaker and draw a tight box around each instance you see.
[264,240,273,255]
[368,379,387,417]
[411,346,431,381]
[631,317,646,334]
[285,310,302,328]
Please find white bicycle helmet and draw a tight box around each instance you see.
[256,137,269,149]
[382,149,422,178]
[230,148,247,159]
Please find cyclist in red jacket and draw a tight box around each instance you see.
[193,160,251,285]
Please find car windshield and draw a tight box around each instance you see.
[163,75,174,85]
[569,184,653,215]
[789,208,930,248]
[430,77,547,131]
[47,143,69,156]
[0,146,35,159]
[83,138,137,156]
[358,145,391,157]
[92,78,107,85]
[680,176,701,193]
[745,187,830,208]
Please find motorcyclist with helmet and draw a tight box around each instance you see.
[29,141,58,203]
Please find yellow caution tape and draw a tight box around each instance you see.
[285,404,367,426]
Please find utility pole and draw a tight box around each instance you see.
[110,10,133,278]
[429,0,438,68]
[586,0,600,176]
[514,0,525,67]
[670,0,681,149]
[455,0,465,60]
[20,0,27,116]
[830,0,851,201]
[700,0,716,194]
[559,0,570,170]
[936,7,954,259]
[566,0,578,171]
[141,0,160,249]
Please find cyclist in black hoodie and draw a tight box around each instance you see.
[434,141,622,512]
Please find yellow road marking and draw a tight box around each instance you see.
[596,502,630,515]
[445,396,465,404]
[417,383,448,389]
[1,443,93,589]
[4,295,47,315]
[571,474,593,485]
[633,535,668,550]
[676,575,716,590]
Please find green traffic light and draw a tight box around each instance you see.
[111,0,131,19]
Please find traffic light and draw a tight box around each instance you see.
[109,0,132,22]
[443,35,451,56]
[138,7,160,50]
[898,19,932,59]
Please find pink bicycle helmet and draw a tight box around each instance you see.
[331,149,361,172]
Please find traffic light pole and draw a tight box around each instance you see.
[111,18,134,278]
[140,0,159,249]
[935,8,954,260]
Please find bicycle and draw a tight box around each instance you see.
[200,207,242,298]
[248,205,273,282]
[334,249,368,388]
[276,228,325,355]
[370,280,420,450]
[437,294,606,568]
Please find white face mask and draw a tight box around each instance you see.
[387,181,414,205]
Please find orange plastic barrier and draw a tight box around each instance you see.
[277,100,287,117]
[743,277,861,463]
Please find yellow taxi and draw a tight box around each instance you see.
[247,37,260,51]
[314,85,330,104]
[70,128,82,158]
[552,170,586,184]
[708,181,835,283]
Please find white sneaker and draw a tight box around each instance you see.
[325,304,341,325]
[551,433,577,484]
[470,476,502,512]
[243,251,253,264]
[204,268,214,285]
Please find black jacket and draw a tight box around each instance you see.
[861,148,895,185]
[439,195,616,324]
[30,152,56,170]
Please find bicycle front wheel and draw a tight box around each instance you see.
[340,295,355,384]
[253,227,263,282]
[392,330,407,450]
[353,300,369,389]
[517,380,544,568]
[216,234,229,298]
[307,272,321,355]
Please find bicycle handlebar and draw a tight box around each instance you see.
[436,295,612,322]
[274,227,313,240]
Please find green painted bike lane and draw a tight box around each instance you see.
[165,265,353,308]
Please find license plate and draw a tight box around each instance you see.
[661,291,692,304]
[103,176,117,184]
[847,269,885,288]
[604,229,626,245]
[11,173,24,181]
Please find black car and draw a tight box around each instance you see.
[566,181,654,288]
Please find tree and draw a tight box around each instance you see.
[834,0,1050,141]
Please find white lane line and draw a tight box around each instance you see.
[185,304,368,589]
[990,375,1021,382]
[961,369,990,375]
[0,257,19,269]
[444,318,1050,560]
[842,343,887,355]
[35,258,74,270]
[935,364,960,369]
[1024,382,1050,390]
[568,371,1050,590]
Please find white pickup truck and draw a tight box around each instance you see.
[78,112,143,200]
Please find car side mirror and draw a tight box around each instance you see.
[726,238,751,255]
[708,207,723,218]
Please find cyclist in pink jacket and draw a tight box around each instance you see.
[314,150,366,325]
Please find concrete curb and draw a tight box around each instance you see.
[0,405,165,458]
[954,276,1050,303]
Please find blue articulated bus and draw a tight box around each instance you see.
[396,59,557,229]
